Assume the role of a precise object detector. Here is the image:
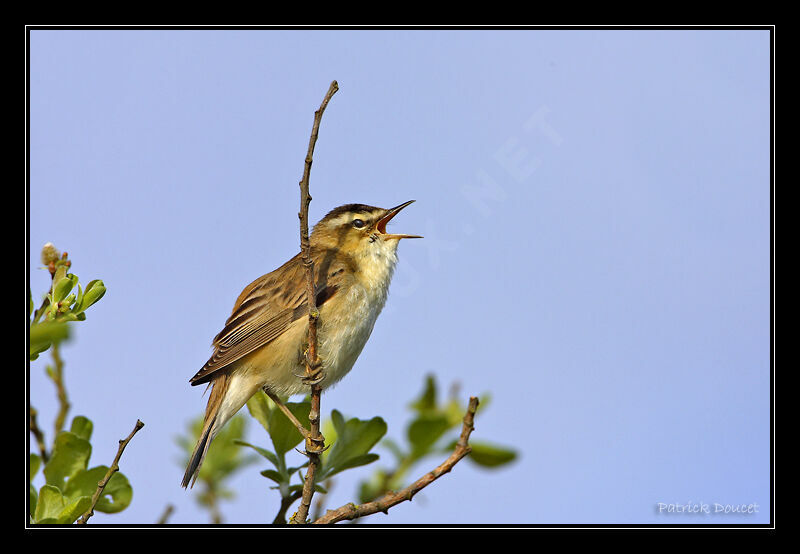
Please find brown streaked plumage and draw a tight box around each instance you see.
[182,201,421,488]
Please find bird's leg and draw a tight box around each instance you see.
[301,348,325,386]
[263,388,312,441]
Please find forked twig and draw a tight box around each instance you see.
[76,419,144,524]
[313,397,479,524]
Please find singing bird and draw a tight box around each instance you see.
[182,201,421,488]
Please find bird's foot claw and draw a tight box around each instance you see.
[304,434,328,454]
[301,368,325,386]
[300,350,324,385]
[303,349,322,369]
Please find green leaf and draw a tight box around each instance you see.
[74,279,106,313]
[34,485,64,522]
[357,468,390,504]
[326,453,379,475]
[43,431,92,490]
[30,453,42,481]
[29,453,42,517]
[62,467,102,500]
[33,485,91,524]
[268,401,311,456]
[259,469,285,485]
[69,416,93,441]
[330,409,346,434]
[320,416,338,462]
[444,398,467,427]
[320,412,387,480]
[410,374,438,414]
[30,483,38,518]
[477,393,492,413]
[407,413,451,457]
[74,283,84,314]
[235,440,280,469]
[29,321,70,360]
[52,273,78,304]
[64,467,132,514]
[56,312,81,322]
[56,496,92,523]
[60,293,76,312]
[245,390,271,433]
[94,472,132,513]
[466,441,518,468]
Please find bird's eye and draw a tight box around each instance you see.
[352,219,365,229]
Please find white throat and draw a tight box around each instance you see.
[358,237,400,301]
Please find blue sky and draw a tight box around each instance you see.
[28,28,771,525]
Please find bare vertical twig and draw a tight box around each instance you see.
[290,80,339,524]
[77,419,144,524]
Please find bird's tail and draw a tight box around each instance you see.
[181,373,231,489]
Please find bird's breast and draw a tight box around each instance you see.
[316,245,398,389]
[317,279,388,388]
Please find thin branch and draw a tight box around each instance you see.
[205,485,223,524]
[311,478,334,522]
[77,419,144,524]
[274,491,303,524]
[290,80,339,525]
[298,80,340,377]
[29,407,49,463]
[265,389,311,440]
[50,342,70,438]
[313,397,480,524]
[156,504,175,525]
[31,294,51,326]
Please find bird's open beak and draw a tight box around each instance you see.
[376,200,423,240]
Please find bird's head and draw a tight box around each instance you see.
[311,200,422,258]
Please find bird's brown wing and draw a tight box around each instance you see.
[189,249,354,386]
